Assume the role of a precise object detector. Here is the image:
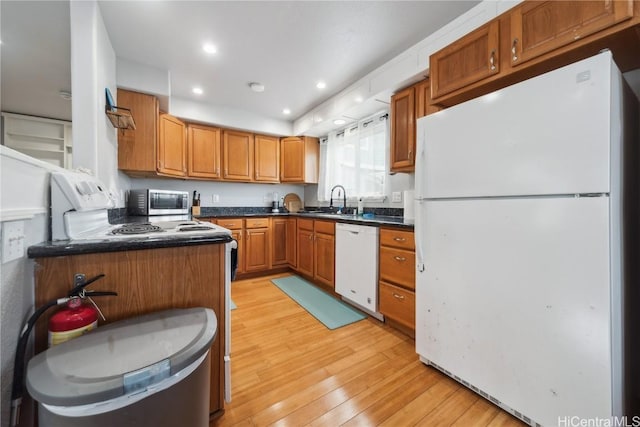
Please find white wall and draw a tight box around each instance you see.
[131,178,304,209]
[70,1,128,207]
[0,4,126,425]
[303,172,413,211]
[170,97,293,137]
[0,147,57,427]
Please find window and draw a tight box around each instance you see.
[318,111,388,202]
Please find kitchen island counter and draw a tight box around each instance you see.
[28,233,233,258]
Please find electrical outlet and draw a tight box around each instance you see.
[2,220,25,263]
[392,191,402,203]
[212,194,220,203]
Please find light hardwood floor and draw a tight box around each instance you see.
[211,273,525,427]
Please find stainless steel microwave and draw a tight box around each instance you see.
[128,189,190,215]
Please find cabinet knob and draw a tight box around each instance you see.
[393,237,406,242]
[392,293,405,300]
[489,50,496,71]
[511,38,519,62]
[394,256,406,262]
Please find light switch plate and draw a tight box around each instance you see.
[392,191,402,203]
[2,220,25,263]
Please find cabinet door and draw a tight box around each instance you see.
[379,246,415,290]
[390,86,416,172]
[510,0,633,67]
[280,137,304,182]
[430,20,500,100]
[271,218,288,267]
[314,232,335,289]
[217,218,244,274]
[117,89,158,173]
[286,218,297,268]
[245,228,270,272]
[222,130,253,181]
[158,113,186,176]
[254,135,280,182]
[414,79,441,118]
[187,124,221,179]
[297,228,314,277]
[379,281,415,330]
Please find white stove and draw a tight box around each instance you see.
[50,171,230,241]
[49,169,235,405]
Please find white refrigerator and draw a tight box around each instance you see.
[415,51,639,426]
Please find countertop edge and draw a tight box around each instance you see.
[28,235,233,259]
[197,213,415,229]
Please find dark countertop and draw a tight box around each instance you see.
[197,212,414,229]
[30,208,412,258]
[28,234,233,259]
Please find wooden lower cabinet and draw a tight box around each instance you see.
[379,281,416,330]
[33,244,227,416]
[271,217,288,267]
[244,218,270,272]
[297,219,315,277]
[217,218,244,275]
[286,218,297,268]
[379,246,416,290]
[313,221,335,289]
[294,219,335,289]
[378,228,416,335]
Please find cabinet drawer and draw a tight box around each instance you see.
[314,220,334,235]
[217,218,243,230]
[379,281,415,330]
[380,228,415,250]
[379,246,415,290]
[298,218,314,231]
[245,217,269,229]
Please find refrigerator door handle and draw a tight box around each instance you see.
[415,199,426,273]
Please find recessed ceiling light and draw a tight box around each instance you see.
[316,81,326,89]
[282,108,291,115]
[192,87,203,95]
[354,96,363,103]
[249,82,265,93]
[333,119,346,125]
[202,43,217,54]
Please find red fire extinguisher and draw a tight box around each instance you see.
[48,296,99,347]
[10,273,117,427]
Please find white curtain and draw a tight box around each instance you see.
[318,111,388,202]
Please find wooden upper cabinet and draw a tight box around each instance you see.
[414,78,441,118]
[510,0,634,67]
[254,135,280,182]
[117,89,158,174]
[157,113,186,177]
[187,124,221,179]
[390,86,416,173]
[222,130,254,181]
[280,136,319,183]
[430,20,501,101]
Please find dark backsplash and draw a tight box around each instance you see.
[108,206,404,221]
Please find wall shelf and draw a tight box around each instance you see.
[105,106,136,130]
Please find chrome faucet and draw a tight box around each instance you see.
[329,185,347,214]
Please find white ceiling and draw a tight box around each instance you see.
[1,1,479,124]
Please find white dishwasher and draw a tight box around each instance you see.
[335,223,379,313]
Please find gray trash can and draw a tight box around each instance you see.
[26,307,217,427]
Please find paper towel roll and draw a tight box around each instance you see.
[403,190,415,220]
